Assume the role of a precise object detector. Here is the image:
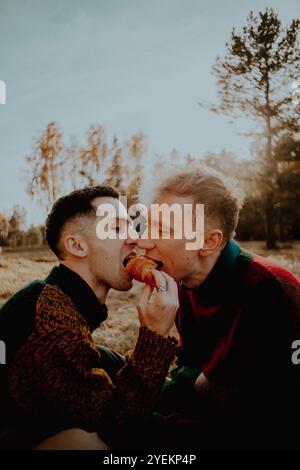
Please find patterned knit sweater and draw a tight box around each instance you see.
[0,264,177,449]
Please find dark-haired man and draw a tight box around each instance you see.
[0,186,178,449]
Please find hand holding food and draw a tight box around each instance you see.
[136,270,179,337]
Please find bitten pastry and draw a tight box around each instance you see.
[124,255,161,288]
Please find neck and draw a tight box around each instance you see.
[60,260,110,304]
[184,249,222,289]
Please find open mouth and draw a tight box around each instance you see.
[123,254,136,268]
[151,258,163,270]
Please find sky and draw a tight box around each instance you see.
[0,0,299,225]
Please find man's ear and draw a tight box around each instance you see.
[63,234,88,258]
[199,229,223,257]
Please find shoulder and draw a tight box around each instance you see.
[0,280,45,328]
[11,284,98,375]
[0,280,45,314]
[237,250,300,333]
[36,283,90,333]
[237,248,300,292]
[0,280,46,362]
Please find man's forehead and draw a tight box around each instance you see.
[149,194,195,229]
[92,196,129,221]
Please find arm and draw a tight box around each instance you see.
[30,325,177,429]
[9,271,178,430]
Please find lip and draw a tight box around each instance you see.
[122,252,137,268]
[144,256,163,270]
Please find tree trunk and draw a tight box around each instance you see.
[264,195,277,249]
[278,205,285,242]
[264,93,278,250]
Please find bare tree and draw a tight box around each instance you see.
[125,132,147,198]
[25,122,65,214]
[0,213,10,245]
[65,135,80,191]
[79,124,107,185]
[105,136,123,191]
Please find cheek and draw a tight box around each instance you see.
[175,251,197,270]
[89,248,104,270]
[161,242,187,266]
[89,242,110,267]
[103,241,124,269]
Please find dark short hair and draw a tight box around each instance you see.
[46,185,120,259]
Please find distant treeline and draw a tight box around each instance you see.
[1,142,300,248]
[0,207,45,248]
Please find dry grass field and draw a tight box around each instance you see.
[0,241,300,354]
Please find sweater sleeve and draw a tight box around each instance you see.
[8,284,177,432]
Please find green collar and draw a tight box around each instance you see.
[196,239,241,296]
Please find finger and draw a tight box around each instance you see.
[158,270,176,287]
[158,271,178,299]
[151,270,175,301]
[137,283,153,309]
[151,269,169,291]
[153,269,177,295]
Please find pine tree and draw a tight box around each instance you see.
[202,8,300,248]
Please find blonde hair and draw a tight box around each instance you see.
[140,163,244,242]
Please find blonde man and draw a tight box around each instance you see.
[138,166,300,449]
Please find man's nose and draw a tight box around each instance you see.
[137,237,155,250]
[126,225,139,244]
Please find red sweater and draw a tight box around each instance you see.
[175,240,300,447]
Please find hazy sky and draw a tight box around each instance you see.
[0,0,299,225]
